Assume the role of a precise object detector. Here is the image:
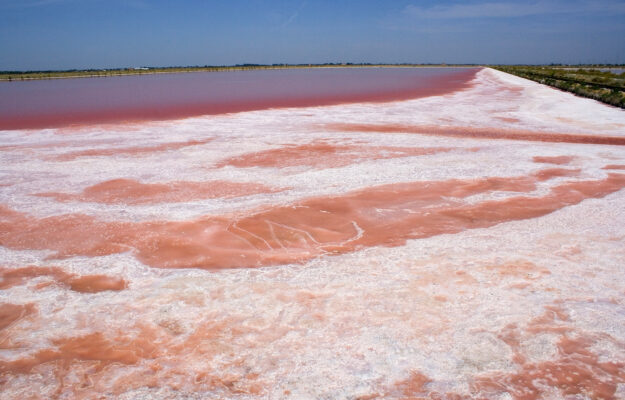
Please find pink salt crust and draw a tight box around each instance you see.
[1,68,625,399]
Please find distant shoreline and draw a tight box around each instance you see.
[2,63,624,82]
[1,64,481,81]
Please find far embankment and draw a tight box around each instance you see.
[0,67,479,130]
[494,66,625,109]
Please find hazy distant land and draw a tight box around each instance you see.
[0,63,481,81]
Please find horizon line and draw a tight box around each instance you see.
[2,62,625,74]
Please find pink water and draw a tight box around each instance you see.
[0,67,477,130]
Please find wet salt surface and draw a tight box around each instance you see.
[1,68,625,399]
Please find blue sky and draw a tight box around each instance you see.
[1,0,624,70]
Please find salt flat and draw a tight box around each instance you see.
[1,68,625,399]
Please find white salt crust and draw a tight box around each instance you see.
[1,68,625,399]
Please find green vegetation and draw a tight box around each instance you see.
[0,63,477,82]
[493,65,625,109]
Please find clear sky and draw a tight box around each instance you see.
[1,0,624,70]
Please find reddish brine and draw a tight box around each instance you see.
[0,67,479,130]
